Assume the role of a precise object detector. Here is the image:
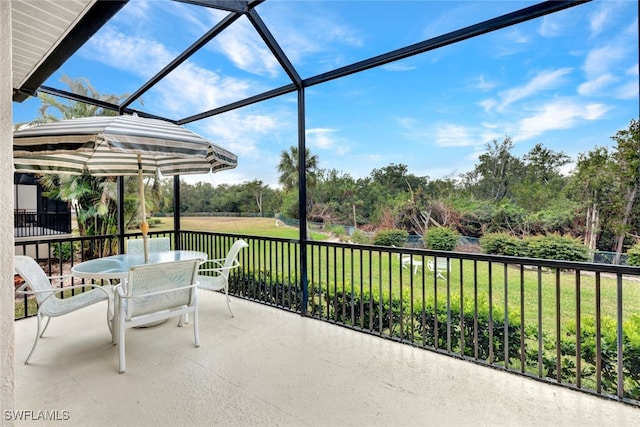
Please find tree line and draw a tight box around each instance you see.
[153,119,638,259]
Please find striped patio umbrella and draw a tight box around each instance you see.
[13,114,237,261]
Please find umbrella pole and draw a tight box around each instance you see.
[138,155,149,262]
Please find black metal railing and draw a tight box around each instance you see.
[14,210,72,237]
[13,230,640,407]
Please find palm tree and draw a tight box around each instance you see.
[277,146,319,192]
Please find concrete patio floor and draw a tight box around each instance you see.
[14,292,640,427]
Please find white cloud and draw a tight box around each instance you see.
[435,124,476,147]
[615,80,640,100]
[306,128,337,150]
[478,98,497,114]
[589,4,611,37]
[468,75,497,92]
[578,74,617,96]
[215,19,281,78]
[538,16,562,38]
[616,64,640,99]
[515,99,610,140]
[583,44,628,78]
[381,63,416,72]
[85,27,173,74]
[498,68,572,109]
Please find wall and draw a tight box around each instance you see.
[0,0,16,422]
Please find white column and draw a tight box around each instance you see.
[0,0,16,422]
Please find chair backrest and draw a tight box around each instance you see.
[125,259,199,319]
[126,237,171,254]
[220,239,249,278]
[14,255,55,304]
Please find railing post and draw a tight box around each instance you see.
[173,175,181,250]
[297,87,308,316]
[117,176,125,254]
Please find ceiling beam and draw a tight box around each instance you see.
[246,9,302,88]
[303,0,590,88]
[178,83,297,124]
[37,85,177,122]
[174,0,251,14]
[120,11,244,111]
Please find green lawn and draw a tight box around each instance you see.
[304,246,639,334]
[152,216,640,333]
[152,216,329,240]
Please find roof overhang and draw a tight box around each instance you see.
[11,0,127,103]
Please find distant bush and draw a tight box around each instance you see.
[373,229,408,247]
[481,232,589,262]
[350,229,372,245]
[324,223,346,236]
[628,242,640,266]
[480,232,527,256]
[424,227,458,251]
[526,234,589,262]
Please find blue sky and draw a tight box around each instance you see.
[12,1,639,188]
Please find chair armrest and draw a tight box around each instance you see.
[16,281,110,296]
[199,259,225,268]
[198,259,241,275]
[15,274,73,294]
[19,283,113,307]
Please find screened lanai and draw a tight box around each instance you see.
[6,0,640,420]
[10,0,595,302]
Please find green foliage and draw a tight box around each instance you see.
[627,242,640,266]
[481,232,589,262]
[280,191,299,219]
[350,229,372,244]
[561,315,640,399]
[526,234,589,262]
[424,227,458,251]
[372,229,408,247]
[52,241,79,262]
[480,232,527,256]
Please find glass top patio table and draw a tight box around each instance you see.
[71,250,208,281]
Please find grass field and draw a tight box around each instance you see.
[152,216,330,240]
[153,216,639,332]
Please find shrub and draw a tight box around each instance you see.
[627,242,640,266]
[52,241,76,262]
[525,234,589,262]
[480,232,527,256]
[424,227,458,251]
[350,229,372,244]
[324,223,346,236]
[373,229,408,247]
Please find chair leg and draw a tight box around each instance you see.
[224,287,234,318]
[118,315,126,374]
[179,313,189,326]
[106,296,113,335]
[24,312,45,365]
[193,309,200,348]
[39,315,52,337]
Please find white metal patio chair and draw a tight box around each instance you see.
[392,246,422,274]
[427,258,450,280]
[126,237,170,254]
[113,259,200,373]
[14,255,113,364]
[197,239,249,317]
